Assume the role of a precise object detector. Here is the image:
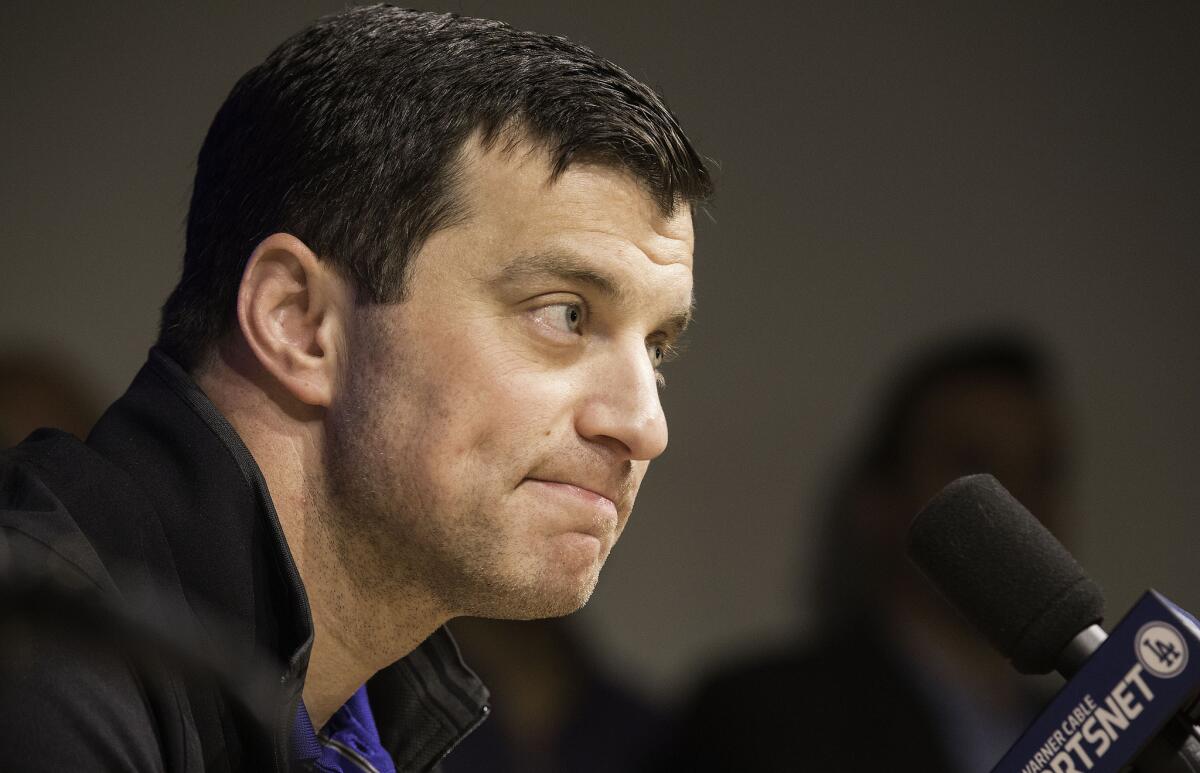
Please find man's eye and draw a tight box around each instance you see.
[647,342,676,388]
[531,303,584,334]
[647,341,677,372]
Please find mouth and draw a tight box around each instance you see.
[522,478,620,524]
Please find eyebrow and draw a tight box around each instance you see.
[494,251,627,301]
[492,250,694,337]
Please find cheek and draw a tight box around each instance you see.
[449,345,578,435]
[411,353,571,488]
[397,307,589,484]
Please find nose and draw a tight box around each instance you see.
[575,338,669,461]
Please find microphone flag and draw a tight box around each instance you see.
[994,591,1200,773]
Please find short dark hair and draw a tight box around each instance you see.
[158,5,713,369]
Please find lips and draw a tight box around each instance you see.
[526,478,617,508]
[522,458,637,520]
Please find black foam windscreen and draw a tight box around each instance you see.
[906,474,1105,675]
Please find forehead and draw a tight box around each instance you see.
[447,134,696,275]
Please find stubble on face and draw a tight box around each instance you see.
[321,308,618,624]
[317,133,693,628]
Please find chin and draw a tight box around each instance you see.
[550,571,602,613]
[454,531,610,619]
[529,561,604,618]
[519,585,597,620]
[484,561,603,620]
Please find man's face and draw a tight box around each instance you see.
[325,137,695,621]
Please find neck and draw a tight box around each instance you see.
[197,344,448,728]
[282,501,447,728]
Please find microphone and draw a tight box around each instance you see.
[907,474,1200,772]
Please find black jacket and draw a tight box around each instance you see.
[0,349,489,771]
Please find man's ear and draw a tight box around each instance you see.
[236,233,348,409]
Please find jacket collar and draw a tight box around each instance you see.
[87,348,488,771]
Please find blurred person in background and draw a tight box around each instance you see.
[0,347,100,446]
[665,331,1071,772]
[0,5,711,771]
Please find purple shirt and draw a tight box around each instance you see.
[292,685,396,773]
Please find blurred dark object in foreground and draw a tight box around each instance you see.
[443,617,667,773]
[0,569,283,746]
[662,330,1072,772]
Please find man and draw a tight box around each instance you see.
[667,332,1070,772]
[0,6,711,771]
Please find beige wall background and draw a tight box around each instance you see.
[2,2,1198,700]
